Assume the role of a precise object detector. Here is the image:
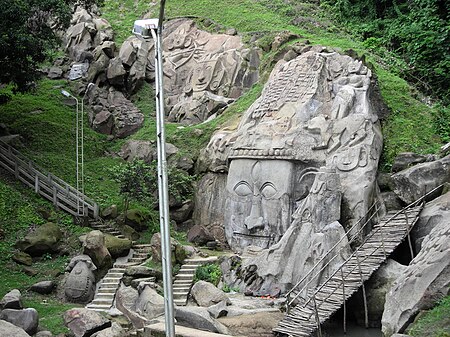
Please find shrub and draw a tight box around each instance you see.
[194,263,222,286]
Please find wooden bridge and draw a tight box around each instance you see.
[273,187,441,337]
[0,139,98,218]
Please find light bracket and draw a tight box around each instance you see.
[132,19,159,38]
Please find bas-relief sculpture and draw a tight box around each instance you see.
[197,50,383,291]
[146,19,260,125]
[64,255,97,304]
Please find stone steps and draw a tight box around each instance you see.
[172,256,218,306]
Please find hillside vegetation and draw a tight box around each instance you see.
[0,0,448,334]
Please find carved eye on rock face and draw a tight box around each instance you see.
[234,182,252,197]
[260,182,277,199]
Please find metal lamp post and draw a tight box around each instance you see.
[133,2,175,336]
[61,89,83,216]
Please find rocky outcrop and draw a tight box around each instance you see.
[134,285,165,320]
[0,308,39,335]
[381,198,450,336]
[190,281,231,307]
[104,234,132,258]
[391,152,438,173]
[391,155,450,204]
[91,322,126,337]
[0,320,30,337]
[29,281,56,295]
[63,308,111,337]
[15,222,62,257]
[82,230,113,278]
[411,191,450,251]
[115,286,149,329]
[0,289,22,310]
[174,306,230,334]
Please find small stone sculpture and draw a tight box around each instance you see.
[65,255,97,304]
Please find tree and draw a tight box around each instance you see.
[0,0,101,94]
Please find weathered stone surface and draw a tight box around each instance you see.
[187,225,215,246]
[148,19,260,125]
[35,331,53,337]
[118,140,154,163]
[64,308,111,337]
[107,57,127,87]
[47,67,63,79]
[119,224,140,242]
[150,233,187,265]
[115,286,149,329]
[352,259,407,328]
[381,191,404,211]
[174,306,230,334]
[0,309,38,335]
[82,230,112,277]
[104,234,132,258]
[381,208,450,336]
[119,209,148,232]
[191,281,231,307]
[91,322,126,337]
[15,222,63,257]
[101,205,118,219]
[218,311,285,337]
[198,50,383,254]
[170,200,194,224]
[29,281,56,295]
[135,285,165,320]
[391,152,437,173]
[86,86,144,139]
[0,319,30,337]
[392,155,450,204]
[412,191,450,251]
[12,252,33,266]
[207,300,229,319]
[0,289,22,310]
[65,255,96,304]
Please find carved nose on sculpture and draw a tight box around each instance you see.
[244,197,264,231]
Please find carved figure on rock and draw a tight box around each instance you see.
[65,255,96,304]
[197,49,383,252]
[146,19,260,125]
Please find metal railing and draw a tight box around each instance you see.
[0,139,99,218]
[286,184,444,313]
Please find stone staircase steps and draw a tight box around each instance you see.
[172,256,218,306]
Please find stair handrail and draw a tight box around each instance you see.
[285,200,381,303]
[286,184,445,311]
[0,139,99,218]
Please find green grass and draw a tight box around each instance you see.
[408,295,450,337]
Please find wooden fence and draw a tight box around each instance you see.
[0,140,99,218]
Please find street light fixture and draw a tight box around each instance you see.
[61,84,93,218]
[133,2,175,337]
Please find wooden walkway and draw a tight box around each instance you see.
[274,202,424,337]
[0,139,98,218]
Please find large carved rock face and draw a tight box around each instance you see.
[151,19,260,125]
[198,50,383,252]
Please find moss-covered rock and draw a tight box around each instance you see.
[104,234,132,258]
[15,222,62,257]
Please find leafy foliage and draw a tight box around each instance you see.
[322,0,450,104]
[0,0,102,93]
[109,159,194,210]
[194,263,222,287]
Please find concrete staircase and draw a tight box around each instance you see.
[89,220,126,239]
[173,256,218,306]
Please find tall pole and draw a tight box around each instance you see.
[153,1,175,335]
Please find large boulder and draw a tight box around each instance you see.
[12,252,33,266]
[15,222,63,257]
[115,286,149,329]
[411,191,450,252]
[29,281,56,295]
[391,152,437,173]
[0,308,39,335]
[91,322,126,337]
[82,230,112,278]
[0,320,30,337]
[187,225,215,246]
[0,289,23,310]
[381,208,450,336]
[174,306,229,334]
[63,308,111,337]
[134,285,165,320]
[104,234,132,258]
[190,281,231,307]
[391,155,450,204]
[352,259,407,327]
